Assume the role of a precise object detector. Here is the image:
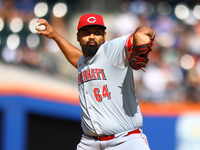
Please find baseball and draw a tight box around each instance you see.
[35,22,46,31]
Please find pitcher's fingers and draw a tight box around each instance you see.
[37,30,47,35]
[37,19,49,26]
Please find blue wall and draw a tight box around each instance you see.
[143,116,177,150]
[0,95,177,150]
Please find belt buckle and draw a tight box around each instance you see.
[95,135,102,140]
[97,135,100,140]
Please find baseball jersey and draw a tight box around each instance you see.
[77,34,143,136]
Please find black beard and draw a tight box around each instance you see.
[83,41,98,57]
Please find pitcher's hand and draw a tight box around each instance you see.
[36,19,59,40]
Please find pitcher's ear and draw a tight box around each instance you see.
[104,31,106,41]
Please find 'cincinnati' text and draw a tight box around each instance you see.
[78,68,106,84]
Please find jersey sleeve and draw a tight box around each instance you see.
[77,55,84,69]
[125,33,133,53]
[104,34,131,68]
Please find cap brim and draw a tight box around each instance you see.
[78,25,106,31]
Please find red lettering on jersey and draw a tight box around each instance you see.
[90,69,96,80]
[94,69,100,79]
[78,73,83,84]
[86,69,91,80]
[100,69,106,80]
[82,70,87,82]
[78,68,107,85]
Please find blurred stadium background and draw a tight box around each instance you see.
[0,0,200,150]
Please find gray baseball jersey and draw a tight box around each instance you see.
[77,34,143,136]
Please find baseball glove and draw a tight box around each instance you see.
[126,35,155,71]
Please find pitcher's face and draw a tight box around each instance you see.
[77,26,106,57]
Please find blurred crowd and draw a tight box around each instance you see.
[0,0,200,102]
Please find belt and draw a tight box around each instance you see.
[93,129,140,141]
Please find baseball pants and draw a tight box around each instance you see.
[76,132,150,150]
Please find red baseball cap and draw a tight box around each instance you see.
[77,13,106,31]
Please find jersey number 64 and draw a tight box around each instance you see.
[93,84,111,102]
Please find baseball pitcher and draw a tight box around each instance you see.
[37,13,155,150]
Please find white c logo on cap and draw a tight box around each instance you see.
[87,17,96,23]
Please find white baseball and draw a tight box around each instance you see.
[35,22,46,31]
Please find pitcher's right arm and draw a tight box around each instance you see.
[36,19,83,69]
